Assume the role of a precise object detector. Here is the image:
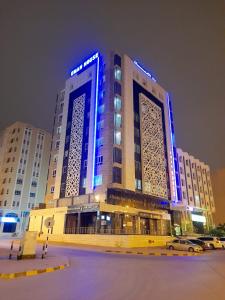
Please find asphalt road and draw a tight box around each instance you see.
[0,245,225,300]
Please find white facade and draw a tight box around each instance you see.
[0,122,51,233]
[45,51,177,207]
[175,148,215,233]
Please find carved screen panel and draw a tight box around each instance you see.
[139,94,168,198]
[65,94,85,197]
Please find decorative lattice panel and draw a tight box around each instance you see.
[65,94,85,197]
[140,94,168,198]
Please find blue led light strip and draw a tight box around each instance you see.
[92,54,100,189]
[167,93,178,202]
[133,61,157,82]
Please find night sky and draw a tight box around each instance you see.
[0,1,224,170]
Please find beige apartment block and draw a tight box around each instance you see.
[0,121,51,234]
[174,148,215,234]
[211,168,225,225]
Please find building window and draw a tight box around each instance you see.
[94,175,102,186]
[31,181,37,187]
[30,192,36,197]
[15,190,21,196]
[134,144,140,154]
[114,54,121,67]
[50,186,55,193]
[96,155,103,165]
[52,169,57,177]
[97,120,104,131]
[114,96,122,112]
[135,179,142,190]
[4,200,7,206]
[183,191,186,199]
[58,114,63,124]
[56,126,61,134]
[114,113,122,129]
[16,178,23,184]
[55,140,60,150]
[96,138,104,148]
[113,167,122,184]
[114,66,122,81]
[114,131,121,145]
[113,147,122,164]
[114,82,122,96]
[98,104,105,114]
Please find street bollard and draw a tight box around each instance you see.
[9,241,14,260]
[41,242,45,259]
[17,244,23,260]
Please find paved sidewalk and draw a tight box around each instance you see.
[0,240,69,278]
[42,240,205,256]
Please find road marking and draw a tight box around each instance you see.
[0,263,69,280]
[105,250,200,257]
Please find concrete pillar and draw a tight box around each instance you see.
[77,212,81,234]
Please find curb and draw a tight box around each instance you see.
[105,250,200,257]
[0,263,69,280]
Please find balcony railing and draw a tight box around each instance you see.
[64,227,169,236]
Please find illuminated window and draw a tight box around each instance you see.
[82,178,86,188]
[114,113,122,128]
[135,179,142,190]
[114,67,122,81]
[114,96,122,111]
[94,175,102,186]
[98,104,105,114]
[96,138,104,148]
[56,126,61,134]
[114,131,121,145]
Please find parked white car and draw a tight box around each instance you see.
[166,239,203,252]
[198,236,223,249]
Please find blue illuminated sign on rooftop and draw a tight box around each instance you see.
[133,60,157,82]
[70,52,99,77]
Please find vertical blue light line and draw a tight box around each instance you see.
[167,93,178,202]
[92,54,100,189]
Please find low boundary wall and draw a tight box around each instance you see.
[38,234,173,248]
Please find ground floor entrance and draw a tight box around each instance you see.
[64,204,171,236]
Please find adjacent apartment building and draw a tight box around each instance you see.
[30,50,178,236]
[174,148,215,234]
[0,122,51,233]
[211,168,225,225]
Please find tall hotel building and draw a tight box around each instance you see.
[0,122,51,233]
[174,148,215,234]
[35,50,179,237]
